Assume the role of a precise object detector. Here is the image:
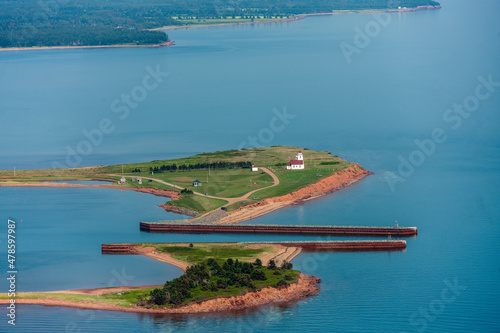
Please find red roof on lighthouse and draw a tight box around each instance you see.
[289,160,303,165]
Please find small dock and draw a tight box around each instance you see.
[139,222,417,236]
[101,243,138,254]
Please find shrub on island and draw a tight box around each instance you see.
[145,257,296,307]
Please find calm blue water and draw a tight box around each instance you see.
[1,0,500,331]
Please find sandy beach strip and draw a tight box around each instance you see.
[46,285,163,296]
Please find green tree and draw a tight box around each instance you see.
[149,288,166,305]
[254,258,262,267]
[281,260,293,270]
[250,269,267,281]
[216,279,226,289]
[276,279,288,288]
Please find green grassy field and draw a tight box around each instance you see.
[0,288,154,308]
[253,162,351,199]
[134,168,273,198]
[83,146,344,175]
[151,243,274,264]
[0,146,346,177]
[111,176,228,213]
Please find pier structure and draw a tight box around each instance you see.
[139,221,417,236]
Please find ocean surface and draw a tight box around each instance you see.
[1,0,499,331]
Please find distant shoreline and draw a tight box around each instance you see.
[152,15,304,31]
[0,5,440,52]
[155,5,441,31]
[0,40,174,52]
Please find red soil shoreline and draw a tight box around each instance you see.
[2,274,320,314]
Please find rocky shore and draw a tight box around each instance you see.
[159,204,199,216]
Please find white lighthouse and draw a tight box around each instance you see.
[297,150,303,161]
[286,150,305,170]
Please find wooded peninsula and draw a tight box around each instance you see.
[1,0,440,48]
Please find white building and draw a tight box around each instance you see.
[286,150,305,170]
[251,164,259,172]
[119,176,127,184]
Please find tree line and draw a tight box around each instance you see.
[0,27,168,48]
[148,161,252,173]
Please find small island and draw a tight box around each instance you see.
[0,242,320,313]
